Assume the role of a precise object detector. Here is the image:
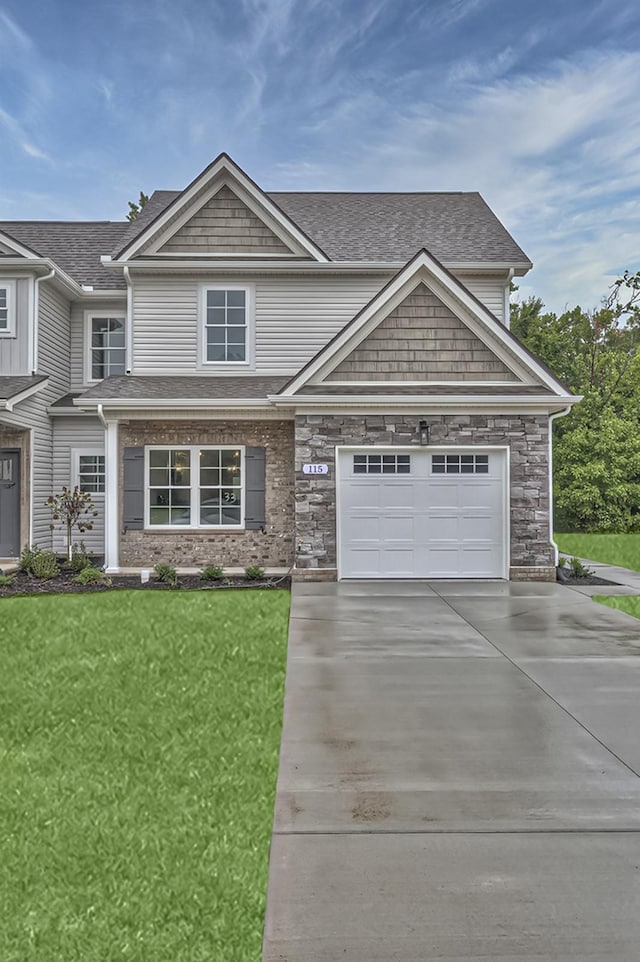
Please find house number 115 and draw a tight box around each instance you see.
[302,464,329,475]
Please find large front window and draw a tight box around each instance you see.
[204,287,248,363]
[147,446,243,528]
[88,315,126,380]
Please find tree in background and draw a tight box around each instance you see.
[511,270,640,532]
[126,191,149,222]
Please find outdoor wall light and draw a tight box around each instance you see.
[419,419,430,446]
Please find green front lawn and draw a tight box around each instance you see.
[555,533,640,572]
[0,590,290,962]
[595,595,640,620]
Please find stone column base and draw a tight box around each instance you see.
[509,565,556,582]
[292,567,338,582]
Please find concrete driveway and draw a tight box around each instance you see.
[263,581,640,961]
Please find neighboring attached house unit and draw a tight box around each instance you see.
[0,152,578,580]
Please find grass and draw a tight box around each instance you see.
[556,533,640,572]
[595,595,640,620]
[0,590,290,962]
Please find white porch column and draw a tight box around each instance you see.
[104,419,120,573]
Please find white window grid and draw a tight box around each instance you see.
[353,453,411,475]
[431,453,489,474]
[72,448,105,496]
[145,445,245,529]
[205,288,247,363]
[0,280,16,336]
[87,315,126,381]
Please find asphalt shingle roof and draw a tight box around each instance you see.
[77,375,289,401]
[0,222,128,289]
[0,186,531,291]
[0,375,48,401]
[115,189,531,265]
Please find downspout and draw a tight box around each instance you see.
[96,403,106,428]
[124,266,133,374]
[548,406,571,565]
[504,268,514,330]
[32,268,55,373]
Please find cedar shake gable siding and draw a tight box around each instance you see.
[326,283,518,382]
[157,185,295,255]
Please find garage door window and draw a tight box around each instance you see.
[432,453,489,474]
[353,453,411,475]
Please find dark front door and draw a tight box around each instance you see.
[0,450,20,557]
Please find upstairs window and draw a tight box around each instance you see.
[87,315,126,381]
[0,280,16,337]
[202,286,251,365]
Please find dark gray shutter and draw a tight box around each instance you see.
[245,446,265,530]
[123,447,145,530]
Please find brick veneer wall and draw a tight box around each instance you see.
[118,419,295,568]
[294,413,554,580]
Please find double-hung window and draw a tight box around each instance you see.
[0,280,16,337]
[147,446,244,528]
[72,449,105,495]
[87,315,126,381]
[202,286,251,365]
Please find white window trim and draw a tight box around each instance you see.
[84,311,127,384]
[0,279,17,338]
[198,283,254,370]
[72,447,106,498]
[144,444,246,530]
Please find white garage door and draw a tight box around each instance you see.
[338,448,507,579]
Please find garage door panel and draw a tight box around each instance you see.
[339,449,506,579]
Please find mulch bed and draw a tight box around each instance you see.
[557,571,620,586]
[0,569,290,597]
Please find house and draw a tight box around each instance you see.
[0,153,577,581]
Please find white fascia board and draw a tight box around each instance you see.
[101,258,399,274]
[0,231,41,259]
[115,156,329,263]
[0,377,49,411]
[73,397,274,410]
[268,393,580,406]
[444,260,532,274]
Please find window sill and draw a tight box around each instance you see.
[141,526,246,534]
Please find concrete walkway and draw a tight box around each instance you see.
[263,580,640,961]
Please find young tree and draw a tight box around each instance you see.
[47,487,98,563]
[126,190,150,222]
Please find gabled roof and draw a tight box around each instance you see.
[0,375,48,409]
[280,249,571,398]
[111,153,330,262]
[0,228,42,258]
[118,188,531,267]
[0,221,129,289]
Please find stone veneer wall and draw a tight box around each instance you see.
[118,419,295,568]
[295,413,554,580]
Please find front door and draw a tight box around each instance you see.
[0,450,20,557]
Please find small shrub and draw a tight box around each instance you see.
[29,550,60,580]
[569,556,595,579]
[74,566,109,585]
[557,556,567,568]
[0,574,14,587]
[19,544,39,574]
[222,577,234,586]
[67,542,93,572]
[154,563,179,588]
[200,564,224,581]
[245,565,265,581]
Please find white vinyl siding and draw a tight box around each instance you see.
[52,417,105,555]
[132,274,387,374]
[0,277,31,374]
[2,284,72,549]
[70,299,126,390]
[457,274,508,324]
[131,272,509,376]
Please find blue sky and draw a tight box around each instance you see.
[1,0,639,311]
